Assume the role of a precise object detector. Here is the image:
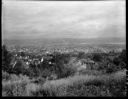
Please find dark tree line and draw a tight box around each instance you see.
[2,45,13,73]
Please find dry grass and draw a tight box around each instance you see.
[2,69,126,96]
[2,80,41,96]
[36,69,126,96]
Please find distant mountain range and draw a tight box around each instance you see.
[2,37,126,47]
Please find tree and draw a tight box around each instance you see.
[20,52,25,57]
[113,57,121,66]
[92,53,103,62]
[77,52,86,59]
[106,63,118,73]
[2,45,12,72]
[113,49,126,70]
[51,52,75,79]
[119,49,126,63]
[13,60,24,75]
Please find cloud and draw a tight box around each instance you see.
[2,0,125,39]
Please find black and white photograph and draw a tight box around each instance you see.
[2,0,126,97]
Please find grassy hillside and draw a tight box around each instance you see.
[24,70,126,96]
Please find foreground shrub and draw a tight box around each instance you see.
[2,81,27,96]
[2,74,31,96]
[2,70,126,96]
[2,71,10,81]
[25,83,41,96]
[66,85,111,96]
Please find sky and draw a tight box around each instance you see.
[2,0,125,40]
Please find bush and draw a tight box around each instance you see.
[66,84,111,96]
[41,69,52,78]
[77,52,86,59]
[106,63,118,73]
[2,81,28,96]
[119,49,126,63]
[92,53,103,62]
[2,74,31,96]
[113,57,121,66]
[112,49,126,70]
[2,71,10,81]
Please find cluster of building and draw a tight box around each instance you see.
[10,51,54,69]
[8,45,124,69]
